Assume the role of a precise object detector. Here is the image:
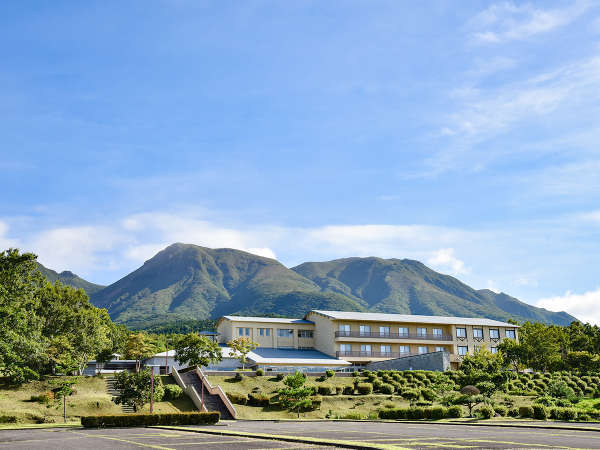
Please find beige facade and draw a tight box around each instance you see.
[216,311,519,369]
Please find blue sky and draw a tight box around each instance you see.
[1,1,600,321]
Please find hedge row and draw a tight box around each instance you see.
[378,405,463,420]
[81,412,220,428]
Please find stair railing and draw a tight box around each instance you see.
[195,366,237,419]
[172,367,208,412]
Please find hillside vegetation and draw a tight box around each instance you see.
[80,244,575,327]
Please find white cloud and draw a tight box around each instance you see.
[470,1,591,44]
[427,248,469,276]
[0,221,19,250]
[536,288,600,325]
[246,247,277,259]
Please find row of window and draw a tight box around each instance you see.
[338,324,443,336]
[455,328,515,339]
[338,344,445,354]
[457,345,498,356]
[236,327,314,338]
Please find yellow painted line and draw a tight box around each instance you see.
[174,439,259,445]
[461,438,577,449]
[0,436,84,446]
[70,431,174,450]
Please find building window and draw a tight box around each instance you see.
[398,327,409,337]
[360,344,371,355]
[266,328,271,337]
[489,329,499,339]
[458,346,468,356]
[339,344,352,352]
[298,330,313,338]
[417,327,427,337]
[339,324,350,336]
[506,329,516,339]
[237,327,244,336]
[359,325,371,336]
[490,347,498,354]
[380,345,392,354]
[435,346,445,352]
[259,328,264,336]
[399,345,410,354]
[473,328,483,339]
[432,328,442,337]
[418,346,428,354]
[456,328,467,339]
[379,326,390,336]
[277,329,293,338]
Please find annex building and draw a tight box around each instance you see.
[217,310,519,370]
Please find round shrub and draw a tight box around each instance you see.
[401,389,420,401]
[430,406,447,420]
[519,406,534,418]
[508,407,519,418]
[325,369,335,378]
[559,408,578,421]
[248,393,270,407]
[372,379,383,390]
[534,396,554,406]
[352,371,360,377]
[555,398,571,407]
[421,388,436,401]
[447,405,463,418]
[335,386,343,395]
[460,385,480,396]
[547,380,574,399]
[357,383,373,395]
[494,405,508,417]
[477,405,494,419]
[367,373,377,382]
[234,372,243,381]
[255,368,264,376]
[343,385,354,395]
[380,383,395,395]
[163,384,183,401]
[533,404,547,420]
[318,385,334,395]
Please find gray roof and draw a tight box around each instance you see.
[308,310,519,327]
[221,315,314,325]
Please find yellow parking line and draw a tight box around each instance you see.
[462,438,578,449]
[70,431,174,450]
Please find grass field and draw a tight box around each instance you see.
[0,375,195,424]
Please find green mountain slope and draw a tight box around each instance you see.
[36,262,105,295]
[90,243,366,327]
[88,244,575,327]
[292,257,576,326]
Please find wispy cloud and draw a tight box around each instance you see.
[470,1,592,44]
[427,248,469,275]
[537,288,600,325]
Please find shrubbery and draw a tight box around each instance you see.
[226,392,248,405]
[357,383,373,395]
[342,385,354,395]
[317,385,334,396]
[248,393,270,406]
[325,370,334,378]
[255,369,264,376]
[494,405,508,417]
[476,405,494,419]
[380,383,395,395]
[81,412,219,428]
[163,384,183,401]
[379,406,455,420]
[519,406,534,418]
[532,404,547,420]
[0,415,17,424]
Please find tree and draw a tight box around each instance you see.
[458,385,483,418]
[125,333,156,372]
[50,377,77,423]
[173,333,222,368]
[430,372,457,405]
[459,346,507,393]
[278,371,313,418]
[497,338,525,372]
[227,337,258,370]
[112,368,164,412]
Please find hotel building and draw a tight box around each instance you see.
[216,310,519,370]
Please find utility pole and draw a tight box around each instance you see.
[150,369,154,414]
[165,339,169,375]
[63,395,66,423]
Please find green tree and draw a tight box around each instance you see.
[497,338,525,372]
[173,333,222,368]
[112,368,164,412]
[458,385,483,418]
[227,337,258,370]
[50,377,77,423]
[125,333,157,372]
[278,371,313,417]
[459,346,507,392]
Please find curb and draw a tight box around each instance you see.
[151,425,404,449]
[0,424,81,431]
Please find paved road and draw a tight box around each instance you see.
[0,427,331,449]
[188,420,600,449]
[3,421,600,449]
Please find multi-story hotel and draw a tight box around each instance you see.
[216,310,518,370]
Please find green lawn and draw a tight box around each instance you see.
[0,375,195,424]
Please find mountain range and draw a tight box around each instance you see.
[36,262,105,295]
[37,243,576,328]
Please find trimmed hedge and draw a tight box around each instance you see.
[519,406,534,418]
[343,385,354,395]
[248,393,270,406]
[318,385,335,396]
[81,412,220,428]
[379,406,452,420]
[0,415,17,424]
[357,383,373,395]
[163,384,183,401]
[380,383,395,395]
[226,392,248,405]
[447,405,463,418]
[477,405,494,419]
[255,369,264,376]
[533,404,548,420]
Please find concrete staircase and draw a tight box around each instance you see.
[179,371,234,420]
[105,376,135,413]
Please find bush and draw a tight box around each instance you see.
[357,383,373,395]
[477,405,494,419]
[519,406,534,418]
[508,407,519,418]
[534,396,554,407]
[248,393,270,407]
[352,371,360,377]
[309,395,322,410]
[163,384,183,401]
[255,369,264,376]
[555,398,571,407]
[494,405,508,417]
[325,370,334,378]
[430,406,447,420]
[28,393,53,404]
[401,389,420,401]
[533,404,547,420]
[421,388,436,401]
[372,379,383,390]
[559,408,578,421]
[234,372,243,381]
[0,415,17,424]
[335,386,343,395]
[318,385,335,396]
[380,383,395,395]
[81,412,219,428]
[343,385,354,395]
[275,373,284,381]
[226,392,248,405]
[547,379,575,399]
[447,405,463,418]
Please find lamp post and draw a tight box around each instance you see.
[165,339,170,375]
[146,365,161,414]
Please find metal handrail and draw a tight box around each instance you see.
[334,331,452,341]
[196,367,237,419]
[336,351,426,358]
